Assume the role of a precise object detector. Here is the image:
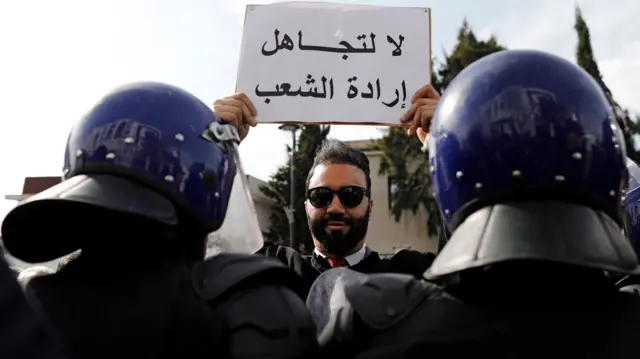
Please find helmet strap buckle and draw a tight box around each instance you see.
[202,122,240,144]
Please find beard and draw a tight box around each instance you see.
[308,206,370,257]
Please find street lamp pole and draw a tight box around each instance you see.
[279,124,301,251]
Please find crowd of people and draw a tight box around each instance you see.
[1,49,640,358]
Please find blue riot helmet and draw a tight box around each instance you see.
[623,158,640,258]
[2,82,264,263]
[425,49,640,280]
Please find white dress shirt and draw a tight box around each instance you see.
[314,245,367,266]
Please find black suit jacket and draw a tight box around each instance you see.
[258,244,436,298]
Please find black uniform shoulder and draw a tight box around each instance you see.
[617,276,640,295]
[620,284,640,295]
[194,253,318,359]
[192,253,307,302]
[317,272,445,352]
[345,272,442,329]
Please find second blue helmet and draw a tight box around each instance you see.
[425,50,638,279]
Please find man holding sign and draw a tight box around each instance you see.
[212,3,439,296]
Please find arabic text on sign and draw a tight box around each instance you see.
[255,75,407,108]
[261,30,405,60]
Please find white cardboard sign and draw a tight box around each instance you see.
[236,2,431,125]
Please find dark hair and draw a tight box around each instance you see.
[305,139,371,192]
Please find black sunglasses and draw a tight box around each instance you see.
[306,186,370,209]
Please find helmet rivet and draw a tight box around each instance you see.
[511,170,522,178]
[105,153,116,160]
[214,192,220,198]
[175,133,185,142]
[475,182,483,190]
[554,175,565,182]
[456,171,464,179]
[124,137,134,144]
[164,175,174,182]
[572,152,582,160]
[76,150,83,157]
[610,190,616,197]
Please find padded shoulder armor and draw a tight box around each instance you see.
[192,253,305,302]
[196,254,318,358]
[620,284,640,296]
[345,273,441,330]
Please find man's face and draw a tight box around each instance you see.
[305,163,373,257]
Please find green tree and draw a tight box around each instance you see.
[575,7,640,161]
[436,20,506,92]
[374,20,506,250]
[259,125,331,254]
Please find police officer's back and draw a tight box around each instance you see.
[1,82,317,359]
[314,50,640,358]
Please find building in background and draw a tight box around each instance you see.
[4,176,62,202]
[345,140,439,256]
[3,175,278,269]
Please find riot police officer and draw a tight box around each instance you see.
[2,82,317,359]
[310,50,640,358]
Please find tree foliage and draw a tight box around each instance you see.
[260,13,640,254]
[436,20,506,92]
[575,7,640,162]
[259,125,330,254]
[374,20,506,246]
